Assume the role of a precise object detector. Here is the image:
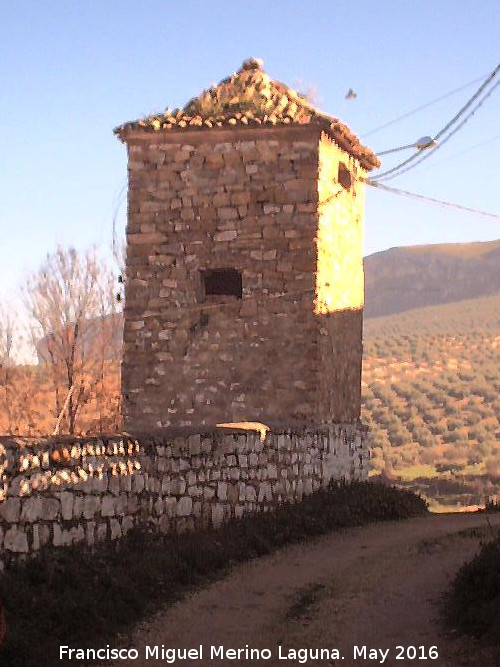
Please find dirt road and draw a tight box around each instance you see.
[122,513,500,667]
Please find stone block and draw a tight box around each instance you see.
[60,492,74,521]
[110,519,122,540]
[221,437,236,455]
[177,496,192,517]
[154,497,164,516]
[4,526,28,553]
[71,525,85,544]
[92,475,108,494]
[203,486,215,500]
[83,496,100,520]
[164,497,177,517]
[32,524,40,551]
[115,493,127,516]
[41,497,59,521]
[109,475,120,496]
[96,522,108,542]
[0,497,21,522]
[217,481,227,501]
[159,515,170,534]
[249,453,259,466]
[53,524,68,547]
[214,230,237,242]
[171,478,186,495]
[257,482,273,503]
[227,483,239,504]
[128,495,139,514]
[86,522,95,546]
[147,476,160,494]
[211,503,224,528]
[21,496,43,523]
[267,464,278,480]
[132,473,145,493]
[39,524,51,547]
[201,438,212,454]
[246,486,257,502]
[122,516,134,534]
[101,496,116,517]
[188,434,201,455]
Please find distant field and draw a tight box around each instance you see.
[362,293,500,510]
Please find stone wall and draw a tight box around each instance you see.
[0,424,368,563]
[316,132,366,422]
[122,124,366,431]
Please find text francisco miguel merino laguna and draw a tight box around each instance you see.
[60,644,407,663]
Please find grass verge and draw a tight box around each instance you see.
[0,480,428,666]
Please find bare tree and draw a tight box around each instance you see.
[23,246,119,434]
[0,303,40,435]
[93,257,123,433]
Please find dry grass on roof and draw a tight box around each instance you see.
[114,58,380,170]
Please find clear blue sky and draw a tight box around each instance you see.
[2,0,499,304]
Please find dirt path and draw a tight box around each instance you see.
[121,514,500,667]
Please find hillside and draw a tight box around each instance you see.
[364,239,500,318]
[362,293,500,510]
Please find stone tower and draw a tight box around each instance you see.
[115,59,379,431]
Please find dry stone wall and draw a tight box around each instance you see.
[0,424,368,563]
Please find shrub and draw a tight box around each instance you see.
[446,536,500,647]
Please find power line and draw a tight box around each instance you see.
[365,179,500,220]
[362,73,488,138]
[422,131,500,171]
[111,181,127,260]
[375,79,500,181]
[371,60,500,181]
[435,62,500,141]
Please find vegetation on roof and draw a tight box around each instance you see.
[114,58,379,170]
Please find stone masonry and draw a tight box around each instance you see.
[115,59,379,431]
[0,425,368,563]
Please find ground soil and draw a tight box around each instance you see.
[121,513,500,667]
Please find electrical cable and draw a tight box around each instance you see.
[362,73,488,139]
[371,61,500,181]
[375,79,500,181]
[112,181,127,258]
[434,62,500,141]
[365,179,500,220]
[419,131,500,171]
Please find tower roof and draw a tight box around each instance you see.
[114,58,380,171]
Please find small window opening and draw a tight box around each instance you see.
[338,162,352,190]
[203,268,242,299]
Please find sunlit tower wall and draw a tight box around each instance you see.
[114,59,379,431]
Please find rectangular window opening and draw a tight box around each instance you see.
[202,268,242,299]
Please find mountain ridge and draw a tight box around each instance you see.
[364,239,500,318]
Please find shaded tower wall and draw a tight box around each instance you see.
[316,133,365,421]
[121,125,365,430]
